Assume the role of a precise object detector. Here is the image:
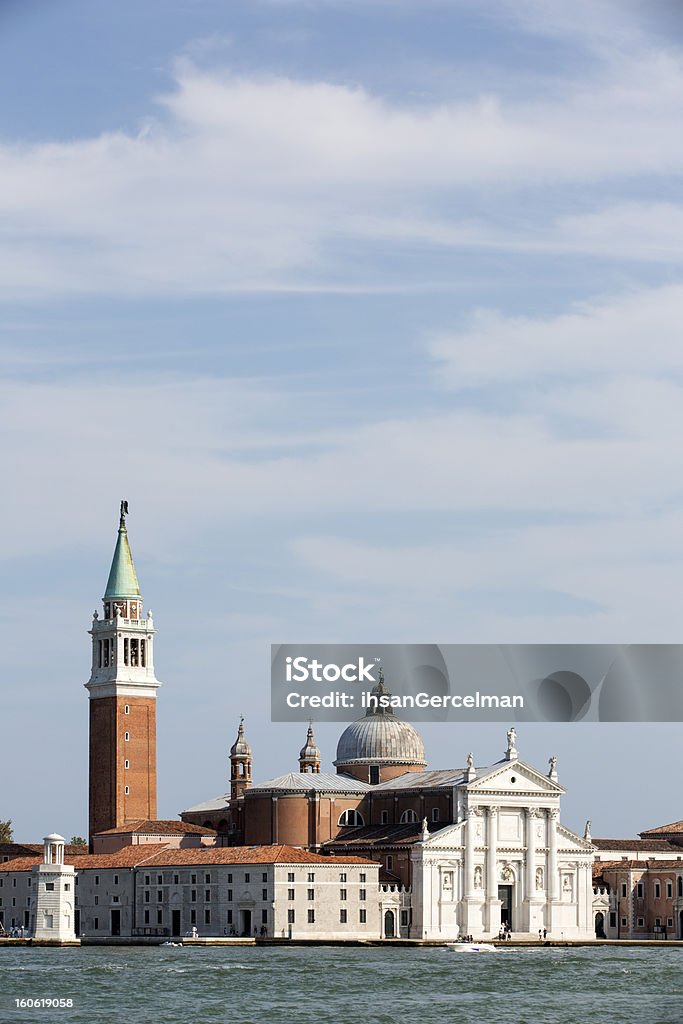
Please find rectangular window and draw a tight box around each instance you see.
[227,910,232,924]
[145,891,150,903]
[655,917,661,927]
[400,910,409,927]
[287,872,295,882]
[45,883,55,892]
[261,909,268,925]
[227,890,232,902]
[307,873,315,883]
[204,909,211,925]
[124,705,129,715]
[307,889,315,901]
[359,873,366,883]
[245,873,250,883]
[94,917,99,930]
[205,890,211,902]
[621,917,627,927]
[340,890,347,901]
[432,808,440,822]
[637,883,644,898]
[113,875,118,886]
[191,890,196,903]
[339,910,347,924]
[667,917,674,927]
[360,889,366,901]
[288,910,295,924]
[288,889,295,901]
[227,873,232,883]
[308,909,315,924]
[360,909,367,923]
[94,895,98,906]
[157,891,163,903]
[654,883,661,899]
[124,638,129,665]
[667,882,673,898]
[387,856,393,872]
[205,873,211,884]
[157,909,162,925]
[27,879,30,888]
[145,875,150,885]
[381,810,388,825]
[64,884,70,892]
[144,910,150,924]
[609,912,616,928]
[125,760,129,769]
[369,765,380,785]
[339,873,347,882]
[157,875,163,885]
[262,873,268,883]
[190,910,196,924]
[262,889,268,901]
[621,883,627,898]
[174,875,179,885]
[191,874,197,885]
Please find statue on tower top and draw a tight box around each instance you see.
[120,499,129,525]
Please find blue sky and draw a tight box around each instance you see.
[2,0,683,841]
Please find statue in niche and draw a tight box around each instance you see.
[536,866,544,890]
[474,866,483,889]
[562,875,572,894]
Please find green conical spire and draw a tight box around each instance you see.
[104,500,141,599]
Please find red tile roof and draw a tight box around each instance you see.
[593,838,682,852]
[639,821,683,837]
[94,820,216,836]
[0,844,377,871]
[141,845,378,867]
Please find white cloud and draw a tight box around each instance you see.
[1,40,683,296]
[430,283,683,386]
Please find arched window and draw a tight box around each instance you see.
[400,809,418,824]
[338,809,364,827]
[678,877,683,898]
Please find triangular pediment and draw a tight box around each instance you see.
[466,759,565,796]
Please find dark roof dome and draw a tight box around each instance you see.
[334,672,426,768]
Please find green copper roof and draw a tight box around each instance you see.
[104,520,141,599]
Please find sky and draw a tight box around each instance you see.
[2,0,683,842]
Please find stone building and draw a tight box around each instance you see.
[591,822,683,939]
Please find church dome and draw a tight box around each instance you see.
[334,673,426,768]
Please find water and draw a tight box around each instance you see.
[1,945,682,1024]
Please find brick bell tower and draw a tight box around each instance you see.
[85,502,161,842]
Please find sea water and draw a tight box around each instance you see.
[1,944,682,1024]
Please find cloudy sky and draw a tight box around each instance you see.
[2,0,683,842]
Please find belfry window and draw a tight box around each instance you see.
[130,639,139,667]
[140,640,146,667]
[124,639,129,666]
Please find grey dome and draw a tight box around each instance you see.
[334,713,426,767]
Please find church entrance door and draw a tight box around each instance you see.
[498,885,513,930]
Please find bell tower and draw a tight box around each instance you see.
[85,502,161,841]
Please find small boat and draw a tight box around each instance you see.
[160,940,183,947]
[447,942,497,953]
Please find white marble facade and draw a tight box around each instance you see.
[410,754,594,939]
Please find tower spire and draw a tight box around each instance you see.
[299,722,322,773]
[104,500,141,611]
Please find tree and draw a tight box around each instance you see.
[0,819,13,843]
[70,836,87,847]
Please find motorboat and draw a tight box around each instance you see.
[447,941,497,952]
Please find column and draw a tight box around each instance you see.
[547,807,559,931]
[485,806,501,934]
[525,808,539,933]
[465,807,477,899]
